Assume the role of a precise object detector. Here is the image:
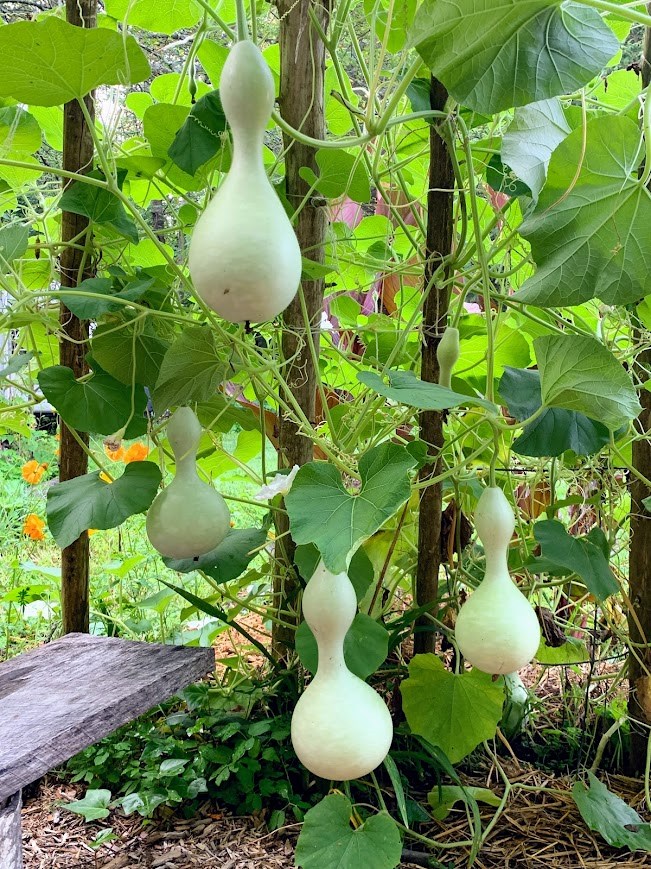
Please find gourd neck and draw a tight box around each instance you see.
[314,636,347,676]
[482,552,510,584]
[229,129,267,174]
[175,451,198,481]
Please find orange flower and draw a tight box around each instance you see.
[88,529,98,537]
[54,448,60,458]
[104,443,126,462]
[123,442,149,463]
[23,514,45,540]
[21,460,47,484]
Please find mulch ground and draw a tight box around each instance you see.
[21,761,651,869]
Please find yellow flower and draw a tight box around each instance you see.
[23,514,45,541]
[99,471,113,484]
[21,460,47,484]
[123,442,149,463]
[88,529,98,537]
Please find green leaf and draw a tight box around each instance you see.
[358,369,495,411]
[533,520,618,601]
[197,40,229,87]
[365,0,417,54]
[0,351,33,379]
[0,107,41,153]
[37,365,148,437]
[0,224,29,266]
[515,116,651,307]
[295,794,402,869]
[382,755,409,827]
[0,18,150,106]
[91,323,169,389]
[62,789,112,822]
[106,0,203,34]
[296,613,389,680]
[499,367,612,457]
[572,773,651,852]
[153,325,227,412]
[301,149,371,204]
[535,636,590,665]
[400,654,504,763]
[409,0,617,114]
[501,98,570,200]
[534,335,640,431]
[59,175,139,243]
[285,442,417,573]
[485,154,531,198]
[163,526,267,583]
[58,276,154,320]
[47,462,161,549]
[168,90,226,176]
[428,785,500,821]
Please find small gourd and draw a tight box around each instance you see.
[291,561,393,780]
[188,40,302,323]
[437,326,460,389]
[146,407,231,559]
[455,487,540,674]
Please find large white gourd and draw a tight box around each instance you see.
[188,40,302,323]
[146,407,231,559]
[291,561,393,780]
[455,487,540,674]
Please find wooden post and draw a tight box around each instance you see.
[273,0,328,657]
[0,791,22,869]
[58,0,97,634]
[413,78,454,656]
[627,7,651,773]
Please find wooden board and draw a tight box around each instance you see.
[0,791,22,868]
[0,634,214,802]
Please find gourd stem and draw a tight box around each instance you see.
[235,0,249,41]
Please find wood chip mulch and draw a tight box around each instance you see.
[21,762,651,869]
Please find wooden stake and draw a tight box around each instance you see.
[59,0,97,634]
[414,78,454,656]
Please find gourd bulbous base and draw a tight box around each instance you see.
[189,172,302,323]
[455,576,540,674]
[146,479,231,559]
[291,669,393,781]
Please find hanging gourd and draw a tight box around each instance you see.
[146,407,231,559]
[291,561,393,780]
[437,326,460,389]
[455,486,540,674]
[188,38,302,323]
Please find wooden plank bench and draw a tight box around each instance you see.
[0,633,215,868]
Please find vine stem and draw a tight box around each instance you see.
[577,0,651,26]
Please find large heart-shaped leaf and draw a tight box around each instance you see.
[409,0,617,114]
[501,99,570,200]
[285,442,417,573]
[573,773,651,852]
[534,335,641,430]
[296,613,389,680]
[358,369,494,411]
[499,367,612,457]
[0,224,29,266]
[37,365,148,437]
[47,462,161,549]
[400,654,504,763]
[153,325,228,412]
[295,794,402,869]
[516,116,651,307]
[0,18,150,106]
